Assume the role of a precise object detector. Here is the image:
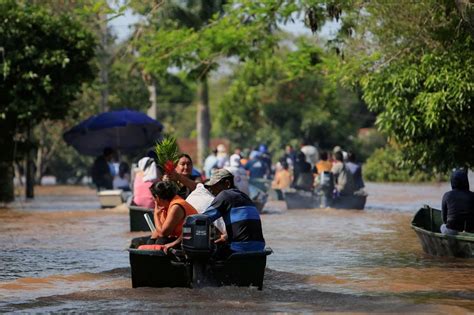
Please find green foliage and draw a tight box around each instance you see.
[0,1,96,200]
[217,43,367,154]
[364,146,448,183]
[361,46,474,171]
[350,129,386,162]
[1,1,96,127]
[329,0,474,172]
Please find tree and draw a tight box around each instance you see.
[0,1,95,202]
[332,0,474,171]
[130,0,228,166]
[217,40,367,154]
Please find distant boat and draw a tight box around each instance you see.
[284,190,367,210]
[411,206,474,258]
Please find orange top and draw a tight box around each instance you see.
[272,169,292,190]
[159,195,198,238]
[316,160,332,174]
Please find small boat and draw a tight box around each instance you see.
[128,215,272,289]
[97,189,124,208]
[411,206,474,258]
[284,190,367,210]
[129,204,154,232]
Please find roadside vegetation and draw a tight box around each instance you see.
[1,0,472,201]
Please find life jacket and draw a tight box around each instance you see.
[159,195,198,238]
[137,244,165,251]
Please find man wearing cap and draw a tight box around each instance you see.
[203,169,265,256]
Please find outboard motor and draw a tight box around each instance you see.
[319,171,334,207]
[182,214,216,287]
[182,214,215,258]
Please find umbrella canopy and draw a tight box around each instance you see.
[63,109,163,156]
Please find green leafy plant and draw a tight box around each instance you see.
[154,136,180,174]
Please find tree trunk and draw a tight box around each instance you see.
[25,124,35,199]
[146,76,157,119]
[196,76,211,168]
[0,161,14,204]
[99,13,109,113]
[35,136,44,185]
[0,120,15,203]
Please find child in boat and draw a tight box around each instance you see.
[147,181,198,252]
[441,169,474,235]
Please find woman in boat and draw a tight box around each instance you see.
[148,181,198,251]
[132,157,160,208]
[441,169,474,235]
[331,151,355,196]
[166,153,201,199]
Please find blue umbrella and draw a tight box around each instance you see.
[63,109,163,156]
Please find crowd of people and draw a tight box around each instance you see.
[272,144,366,198]
[90,142,473,253]
[91,144,265,257]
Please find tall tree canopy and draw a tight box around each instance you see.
[0,1,96,202]
[217,41,369,153]
[330,0,474,171]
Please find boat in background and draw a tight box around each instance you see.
[98,189,124,208]
[411,206,474,258]
[284,190,367,210]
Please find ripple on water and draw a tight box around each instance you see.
[1,183,474,312]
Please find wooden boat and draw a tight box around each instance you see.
[284,190,367,210]
[128,236,272,290]
[411,206,474,258]
[129,205,154,232]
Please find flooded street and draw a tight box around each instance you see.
[1,183,473,313]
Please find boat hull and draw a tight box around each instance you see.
[128,236,272,289]
[129,206,154,232]
[284,191,366,210]
[411,206,474,258]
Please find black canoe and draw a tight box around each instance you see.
[129,205,154,232]
[128,236,272,289]
[411,206,474,258]
[284,190,367,210]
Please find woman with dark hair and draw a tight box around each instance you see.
[148,181,198,251]
[167,153,201,198]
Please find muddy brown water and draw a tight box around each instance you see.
[0,183,473,313]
